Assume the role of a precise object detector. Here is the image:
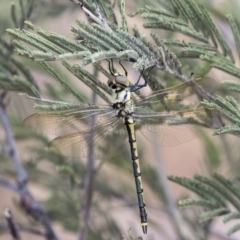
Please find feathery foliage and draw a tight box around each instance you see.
[169,173,240,236]
[1,0,240,239]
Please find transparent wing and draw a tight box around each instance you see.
[134,77,216,110]
[25,105,113,136]
[24,77,216,156]
[50,117,127,158]
[130,77,216,146]
[25,104,127,158]
[133,107,214,146]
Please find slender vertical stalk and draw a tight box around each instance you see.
[153,144,195,240]
[77,68,98,240]
[19,0,26,28]
[4,208,21,240]
[0,102,58,240]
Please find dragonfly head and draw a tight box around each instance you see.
[108,73,130,92]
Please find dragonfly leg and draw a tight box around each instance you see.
[107,58,128,77]
[119,59,128,77]
[144,64,155,84]
[107,59,116,76]
[125,122,147,234]
[129,68,145,92]
[130,65,155,92]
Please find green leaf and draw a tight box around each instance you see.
[199,208,229,222]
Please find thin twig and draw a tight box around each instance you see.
[10,3,18,28]
[0,101,59,240]
[0,102,27,184]
[77,68,98,240]
[4,208,21,240]
[19,0,26,28]
[153,144,195,240]
[0,176,19,192]
[0,222,45,237]
[156,60,216,103]
[70,0,112,30]
[19,93,70,104]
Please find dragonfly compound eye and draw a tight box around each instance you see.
[107,77,114,88]
[108,74,130,90]
[115,75,130,88]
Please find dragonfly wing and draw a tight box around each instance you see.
[54,110,114,136]
[133,107,214,146]
[134,77,216,108]
[25,113,67,136]
[25,105,113,136]
[25,104,128,159]
[49,117,127,159]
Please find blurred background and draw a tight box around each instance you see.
[1,0,240,239]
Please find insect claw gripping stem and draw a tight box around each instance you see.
[119,59,128,77]
[110,59,116,74]
[129,65,155,92]
[107,59,115,76]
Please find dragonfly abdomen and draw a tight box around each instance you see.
[125,120,148,234]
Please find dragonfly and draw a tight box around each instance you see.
[25,66,214,234]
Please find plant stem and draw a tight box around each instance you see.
[0,102,58,240]
[77,68,98,240]
[153,144,195,240]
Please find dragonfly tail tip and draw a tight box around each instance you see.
[142,225,147,234]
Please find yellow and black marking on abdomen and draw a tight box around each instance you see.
[124,116,147,234]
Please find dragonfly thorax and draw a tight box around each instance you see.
[108,73,133,112]
[116,109,135,125]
